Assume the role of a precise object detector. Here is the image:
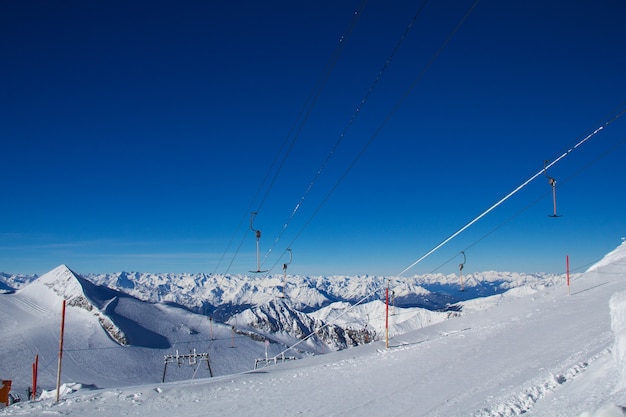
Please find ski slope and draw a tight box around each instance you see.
[3,241,626,416]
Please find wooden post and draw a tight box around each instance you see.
[56,299,66,403]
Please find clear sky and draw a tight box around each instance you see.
[2,0,625,277]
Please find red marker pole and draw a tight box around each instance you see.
[566,255,571,296]
[32,354,38,400]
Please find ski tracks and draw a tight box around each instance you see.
[473,348,610,417]
[5,293,54,318]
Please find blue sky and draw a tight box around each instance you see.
[2,0,626,277]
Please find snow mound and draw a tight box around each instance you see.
[588,240,626,272]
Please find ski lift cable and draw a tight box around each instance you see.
[324,123,622,332]
[259,0,432,270]
[429,133,626,274]
[260,1,481,276]
[211,2,367,277]
[275,113,625,359]
[253,0,369,215]
[398,107,626,277]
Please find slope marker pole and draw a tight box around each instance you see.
[32,354,38,400]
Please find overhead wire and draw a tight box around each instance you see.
[429,132,626,274]
[254,0,369,215]
[398,106,626,276]
[211,1,368,276]
[265,0,484,355]
[272,99,626,357]
[260,0,481,276]
[260,0,432,269]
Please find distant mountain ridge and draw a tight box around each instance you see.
[0,259,594,392]
[0,266,570,353]
[0,272,38,293]
[83,269,567,315]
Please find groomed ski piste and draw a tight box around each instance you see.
[3,240,626,416]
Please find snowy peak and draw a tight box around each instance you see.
[20,264,130,345]
[231,297,376,351]
[21,264,84,305]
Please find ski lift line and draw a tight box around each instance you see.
[240,0,480,277]
[212,3,367,278]
[212,205,251,275]
[259,0,431,269]
[252,0,368,216]
[429,132,626,275]
[231,136,626,361]
[399,108,626,277]
[260,0,483,275]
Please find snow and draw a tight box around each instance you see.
[2,241,626,416]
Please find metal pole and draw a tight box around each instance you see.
[256,233,261,272]
[552,180,558,216]
[162,362,168,383]
[56,299,66,403]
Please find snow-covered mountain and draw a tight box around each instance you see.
[4,240,626,416]
[2,239,626,416]
[0,272,37,294]
[0,263,467,394]
[0,263,568,358]
[82,269,567,313]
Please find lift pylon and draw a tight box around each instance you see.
[249,212,268,273]
[544,160,561,217]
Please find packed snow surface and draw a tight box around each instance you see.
[2,241,626,416]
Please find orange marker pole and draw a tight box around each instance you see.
[566,255,571,296]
